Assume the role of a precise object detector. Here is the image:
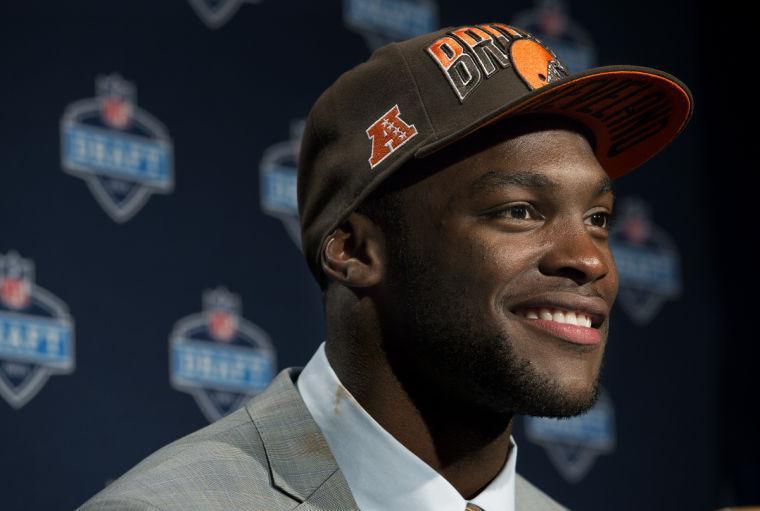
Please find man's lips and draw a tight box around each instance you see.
[514,314,602,345]
[509,294,609,346]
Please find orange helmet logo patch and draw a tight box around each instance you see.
[511,38,567,90]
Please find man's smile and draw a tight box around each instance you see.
[512,310,602,345]
[509,293,608,346]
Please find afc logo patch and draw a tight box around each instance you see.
[366,105,418,169]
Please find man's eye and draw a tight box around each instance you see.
[586,212,612,229]
[490,204,535,220]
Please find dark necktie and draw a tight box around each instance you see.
[465,503,485,511]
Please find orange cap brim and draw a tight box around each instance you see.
[416,65,694,179]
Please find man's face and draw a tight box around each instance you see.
[376,115,618,418]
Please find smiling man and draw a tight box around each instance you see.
[339,114,617,423]
[295,21,692,511]
[305,114,617,510]
[78,22,692,511]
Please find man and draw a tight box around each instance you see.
[78,22,693,511]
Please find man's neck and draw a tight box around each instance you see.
[324,334,514,500]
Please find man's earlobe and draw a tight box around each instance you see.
[320,213,385,288]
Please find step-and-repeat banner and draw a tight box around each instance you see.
[2,1,727,510]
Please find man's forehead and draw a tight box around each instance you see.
[465,169,614,198]
[395,116,610,214]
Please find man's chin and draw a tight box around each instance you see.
[494,342,605,418]
[511,378,602,418]
[428,350,603,418]
[458,358,603,418]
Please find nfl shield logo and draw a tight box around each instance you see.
[208,310,238,341]
[0,252,75,409]
[60,73,174,223]
[98,75,135,130]
[1,268,31,311]
[169,287,276,422]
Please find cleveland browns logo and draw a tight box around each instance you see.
[427,23,568,102]
[366,105,418,169]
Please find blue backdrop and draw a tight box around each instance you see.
[1,1,754,510]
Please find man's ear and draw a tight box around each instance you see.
[321,212,386,288]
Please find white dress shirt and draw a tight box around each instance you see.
[296,341,517,511]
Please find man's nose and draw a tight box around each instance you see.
[537,223,612,285]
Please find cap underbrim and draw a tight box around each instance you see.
[415,65,694,179]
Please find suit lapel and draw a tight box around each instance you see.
[293,469,359,511]
[245,367,360,510]
[515,473,568,511]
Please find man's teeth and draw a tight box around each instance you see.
[519,308,593,328]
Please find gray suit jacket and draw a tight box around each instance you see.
[78,367,568,511]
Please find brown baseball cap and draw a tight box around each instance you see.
[298,22,694,288]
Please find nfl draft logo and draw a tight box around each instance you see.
[525,387,616,483]
[187,0,260,29]
[512,0,597,73]
[343,0,438,50]
[610,197,682,326]
[169,287,276,422]
[0,252,75,409]
[259,120,303,248]
[61,74,174,223]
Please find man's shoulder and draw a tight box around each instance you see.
[77,370,306,511]
[515,473,570,511]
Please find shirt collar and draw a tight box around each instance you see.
[296,341,517,511]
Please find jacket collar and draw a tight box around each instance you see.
[244,367,565,511]
[244,367,359,509]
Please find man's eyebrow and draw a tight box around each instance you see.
[597,175,614,197]
[467,170,615,197]
[468,170,558,197]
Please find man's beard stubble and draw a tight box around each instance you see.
[377,226,602,420]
